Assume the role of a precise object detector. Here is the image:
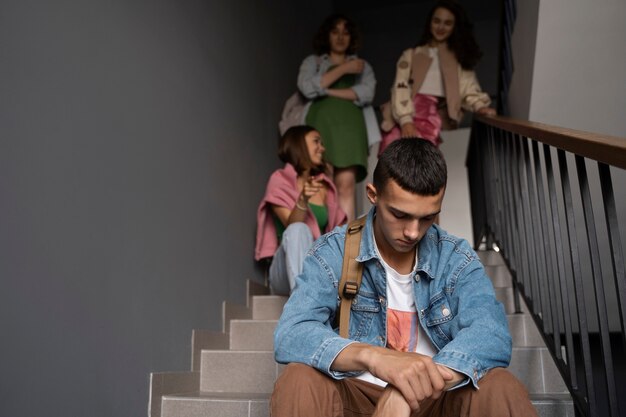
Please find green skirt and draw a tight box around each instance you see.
[305,72,368,182]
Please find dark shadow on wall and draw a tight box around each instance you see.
[0,1,330,417]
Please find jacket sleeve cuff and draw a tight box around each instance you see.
[311,337,360,379]
[350,64,375,106]
[398,115,414,126]
[351,85,371,106]
[433,349,485,389]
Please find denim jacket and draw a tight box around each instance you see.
[274,208,511,389]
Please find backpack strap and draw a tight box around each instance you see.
[337,216,367,338]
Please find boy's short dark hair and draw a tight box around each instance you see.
[373,139,447,196]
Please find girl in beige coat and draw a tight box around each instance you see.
[380,0,495,152]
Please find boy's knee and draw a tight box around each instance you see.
[273,364,335,404]
[271,364,341,417]
[275,363,327,390]
[479,368,529,398]
[473,368,538,416]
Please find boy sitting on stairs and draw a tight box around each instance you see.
[271,139,537,417]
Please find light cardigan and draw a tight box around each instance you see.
[255,163,347,261]
[381,44,491,132]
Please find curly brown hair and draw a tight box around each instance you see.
[417,0,483,70]
[312,14,361,56]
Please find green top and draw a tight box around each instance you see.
[273,203,328,242]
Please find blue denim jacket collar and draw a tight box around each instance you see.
[357,207,437,281]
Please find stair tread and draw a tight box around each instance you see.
[529,393,573,402]
[230,319,278,323]
[164,391,270,401]
[252,295,288,300]
[165,390,572,403]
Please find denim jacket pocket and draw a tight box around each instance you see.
[425,295,454,343]
[349,293,381,339]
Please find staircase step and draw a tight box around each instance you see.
[191,330,230,371]
[507,314,544,347]
[477,249,504,266]
[223,301,251,332]
[161,391,572,417]
[248,287,521,319]
[198,347,564,396]
[200,350,281,393]
[510,347,568,394]
[247,279,270,306]
[229,320,277,351]
[223,314,540,354]
[149,371,199,417]
[251,295,287,320]
[530,393,574,417]
[161,392,269,417]
[495,287,529,314]
[484,264,513,288]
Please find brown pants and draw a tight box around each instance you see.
[270,363,538,417]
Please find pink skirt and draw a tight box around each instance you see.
[379,94,442,155]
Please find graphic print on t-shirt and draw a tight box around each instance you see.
[354,228,437,387]
[387,308,420,352]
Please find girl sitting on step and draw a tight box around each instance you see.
[255,125,347,295]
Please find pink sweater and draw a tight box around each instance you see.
[255,164,346,261]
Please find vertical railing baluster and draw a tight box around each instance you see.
[598,164,626,352]
[557,149,596,416]
[492,127,509,254]
[503,134,518,265]
[532,140,563,360]
[503,131,522,313]
[467,126,483,246]
[522,137,550,332]
[512,134,534,310]
[543,145,580,392]
[575,156,618,416]
[482,123,497,245]
[486,125,500,245]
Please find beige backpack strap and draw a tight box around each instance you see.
[338,216,367,338]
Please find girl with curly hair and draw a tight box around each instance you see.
[380,0,496,152]
[297,14,380,222]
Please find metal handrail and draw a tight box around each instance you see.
[467,115,626,417]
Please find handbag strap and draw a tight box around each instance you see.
[338,216,367,338]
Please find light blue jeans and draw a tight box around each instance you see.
[269,223,314,295]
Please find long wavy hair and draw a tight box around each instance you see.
[312,14,361,56]
[278,125,327,177]
[417,0,483,70]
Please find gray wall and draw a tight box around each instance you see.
[0,1,330,416]
[530,0,626,137]
[508,0,539,119]
[510,0,626,137]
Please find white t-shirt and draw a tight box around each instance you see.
[418,47,445,97]
[355,232,437,387]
